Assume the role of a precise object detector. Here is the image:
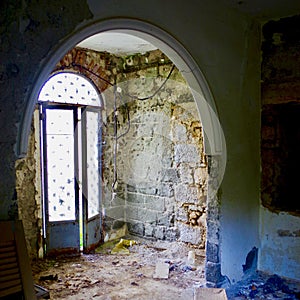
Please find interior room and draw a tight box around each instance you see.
[0,1,300,299]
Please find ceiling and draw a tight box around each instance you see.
[77,1,300,56]
[218,0,300,20]
[77,32,157,56]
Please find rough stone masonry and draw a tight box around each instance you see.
[16,47,208,258]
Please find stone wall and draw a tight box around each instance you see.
[101,51,207,246]
[17,47,208,256]
[104,95,207,245]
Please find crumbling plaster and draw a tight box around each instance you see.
[101,54,208,245]
[15,110,43,259]
[259,15,300,280]
[1,0,261,285]
[57,48,209,246]
[259,208,300,280]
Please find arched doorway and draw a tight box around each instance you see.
[38,72,103,255]
[16,19,226,286]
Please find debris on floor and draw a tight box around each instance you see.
[153,261,170,279]
[226,271,300,300]
[110,238,137,255]
[32,237,206,299]
[194,288,228,300]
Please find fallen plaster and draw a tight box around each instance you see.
[32,236,300,299]
[32,237,206,299]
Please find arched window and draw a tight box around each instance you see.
[38,72,102,107]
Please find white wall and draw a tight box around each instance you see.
[259,207,300,280]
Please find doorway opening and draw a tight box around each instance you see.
[32,41,209,256]
[38,72,103,256]
[16,20,226,292]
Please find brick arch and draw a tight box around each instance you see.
[54,48,113,93]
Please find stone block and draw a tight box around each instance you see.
[144,223,154,237]
[156,183,174,197]
[127,221,144,236]
[179,164,193,184]
[105,206,125,220]
[144,195,165,212]
[206,241,220,263]
[103,191,125,208]
[153,261,169,279]
[138,208,157,223]
[176,206,188,222]
[103,216,114,231]
[174,144,200,163]
[152,119,171,137]
[127,184,157,196]
[205,261,223,284]
[127,192,144,206]
[157,212,172,226]
[165,227,179,241]
[193,288,228,299]
[164,197,176,213]
[162,168,179,183]
[154,226,165,240]
[112,220,126,230]
[175,184,199,204]
[172,124,187,142]
[194,167,207,184]
[125,205,139,221]
[178,222,202,245]
[126,184,137,193]
[206,220,220,245]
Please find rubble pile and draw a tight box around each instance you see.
[226,272,300,300]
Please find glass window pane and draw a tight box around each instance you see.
[46,109,75,221]
[86,111,100,218]
[38,73,101,107]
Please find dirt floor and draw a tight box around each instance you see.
[32,236,206,300]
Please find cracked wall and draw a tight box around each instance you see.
[15,110,43,259]
[62,48,208,247]
[100,51,207,246]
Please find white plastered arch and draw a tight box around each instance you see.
[16,18,226,168]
